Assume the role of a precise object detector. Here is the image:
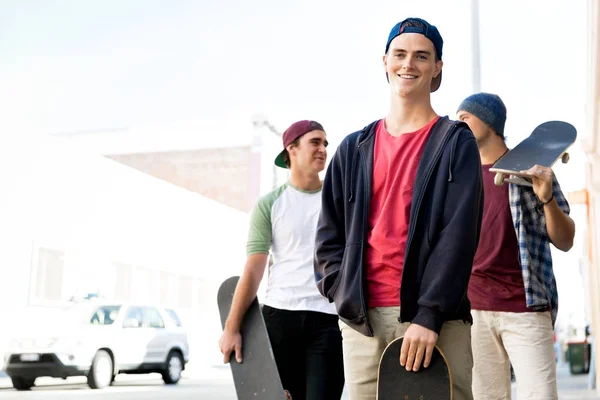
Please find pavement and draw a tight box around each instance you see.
[0,362,597,399]
[547,363,599,399]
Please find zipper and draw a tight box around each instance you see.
[404,124,459,276]
[349,143,360,202]
[358,143,374,336]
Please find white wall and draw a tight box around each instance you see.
[0,137,251,370]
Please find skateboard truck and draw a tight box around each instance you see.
[493,151,570,188]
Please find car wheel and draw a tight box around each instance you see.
[11,376,35,391]
[162,351,183,384]
[87,350,113,389]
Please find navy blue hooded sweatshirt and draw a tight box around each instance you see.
[314,116,484,336]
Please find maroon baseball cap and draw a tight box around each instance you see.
[274,120,325,169]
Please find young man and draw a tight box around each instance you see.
[457,93,575,399]
[314,18,483,400]
[219,120,344,400]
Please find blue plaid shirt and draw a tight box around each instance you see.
[509,176,570,326]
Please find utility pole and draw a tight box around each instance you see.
[252,115,283,190]
[471,0,482,93]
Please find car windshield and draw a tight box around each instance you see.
[88,305,121,325]
[62,303,122,325]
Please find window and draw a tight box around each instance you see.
[123,306,143,328]
[177,275,193,309]
[133,267,158,303]
[142,307,165,329]
[114,263,133,302]
[165,308,183,327]
[160,272,175,305]
[89,305,121,325]
[33,248,65,301]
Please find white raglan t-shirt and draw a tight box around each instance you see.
[246,182,336,315]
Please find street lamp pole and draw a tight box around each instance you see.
[252,116,283,190]
[471,0,482,93]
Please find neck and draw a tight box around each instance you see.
[479,137,509,165]
[386,92,438,136]
[289,168,322,191]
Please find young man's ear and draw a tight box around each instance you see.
[382,54,391,82]
[286,143,296,158]
[382,53,389,71]
[434,59,443,78]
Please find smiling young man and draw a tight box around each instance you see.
[314,18,483,400]
[219,120,344,400]
[457,93,575,400]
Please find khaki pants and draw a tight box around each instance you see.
[340,306,474,400]
[471,310,557,400]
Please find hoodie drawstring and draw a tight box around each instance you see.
[348,141,360,202]
[448,128,460,182]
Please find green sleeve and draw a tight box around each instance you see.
[246,185,285,256]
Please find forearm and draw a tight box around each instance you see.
[314,222,345,299]
[415,247,475,333]
[544,199,575,251]
[225,255,267,332]
[414,133,483,333]
[314,155,346,299]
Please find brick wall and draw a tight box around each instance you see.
[106,146,260,213]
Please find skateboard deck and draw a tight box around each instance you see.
[490,120,577,187]
[377,337,452,400]
[217,276,290,400]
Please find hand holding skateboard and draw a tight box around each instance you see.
[490,120,576,187]
[217,276,289,399]
[377,336,451,400]
[520,164,554,204]
[219,328,243,364]
[400,323,439,372]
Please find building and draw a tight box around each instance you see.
[582,0,600,390]
[48,117,291,214]
[0,136,251,371]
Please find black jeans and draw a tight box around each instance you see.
[262,305,345,400]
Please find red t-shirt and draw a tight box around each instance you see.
[366,117,438,307]
[468,165,530,312]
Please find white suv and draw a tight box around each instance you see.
[3,303,189,390]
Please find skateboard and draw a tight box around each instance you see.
[217,276,291,400]
[377,336,452,400]
[490,120,577,187]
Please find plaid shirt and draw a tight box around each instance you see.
[509,176,570,326]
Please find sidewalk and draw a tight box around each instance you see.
[1,363,599,398]
[554,363,599,399]
[199,363,600,399]
[509,363,599,399]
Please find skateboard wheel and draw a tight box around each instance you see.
[562,152,570,163]
[494,173,505,187]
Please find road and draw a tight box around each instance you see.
[0,364,596,399]
[0,375,239,400]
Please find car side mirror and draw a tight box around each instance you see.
[123,318,140,328]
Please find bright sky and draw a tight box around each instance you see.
[0,0,592,326]
[0,1,588,156]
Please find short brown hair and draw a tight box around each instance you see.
[282,137,301,168]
